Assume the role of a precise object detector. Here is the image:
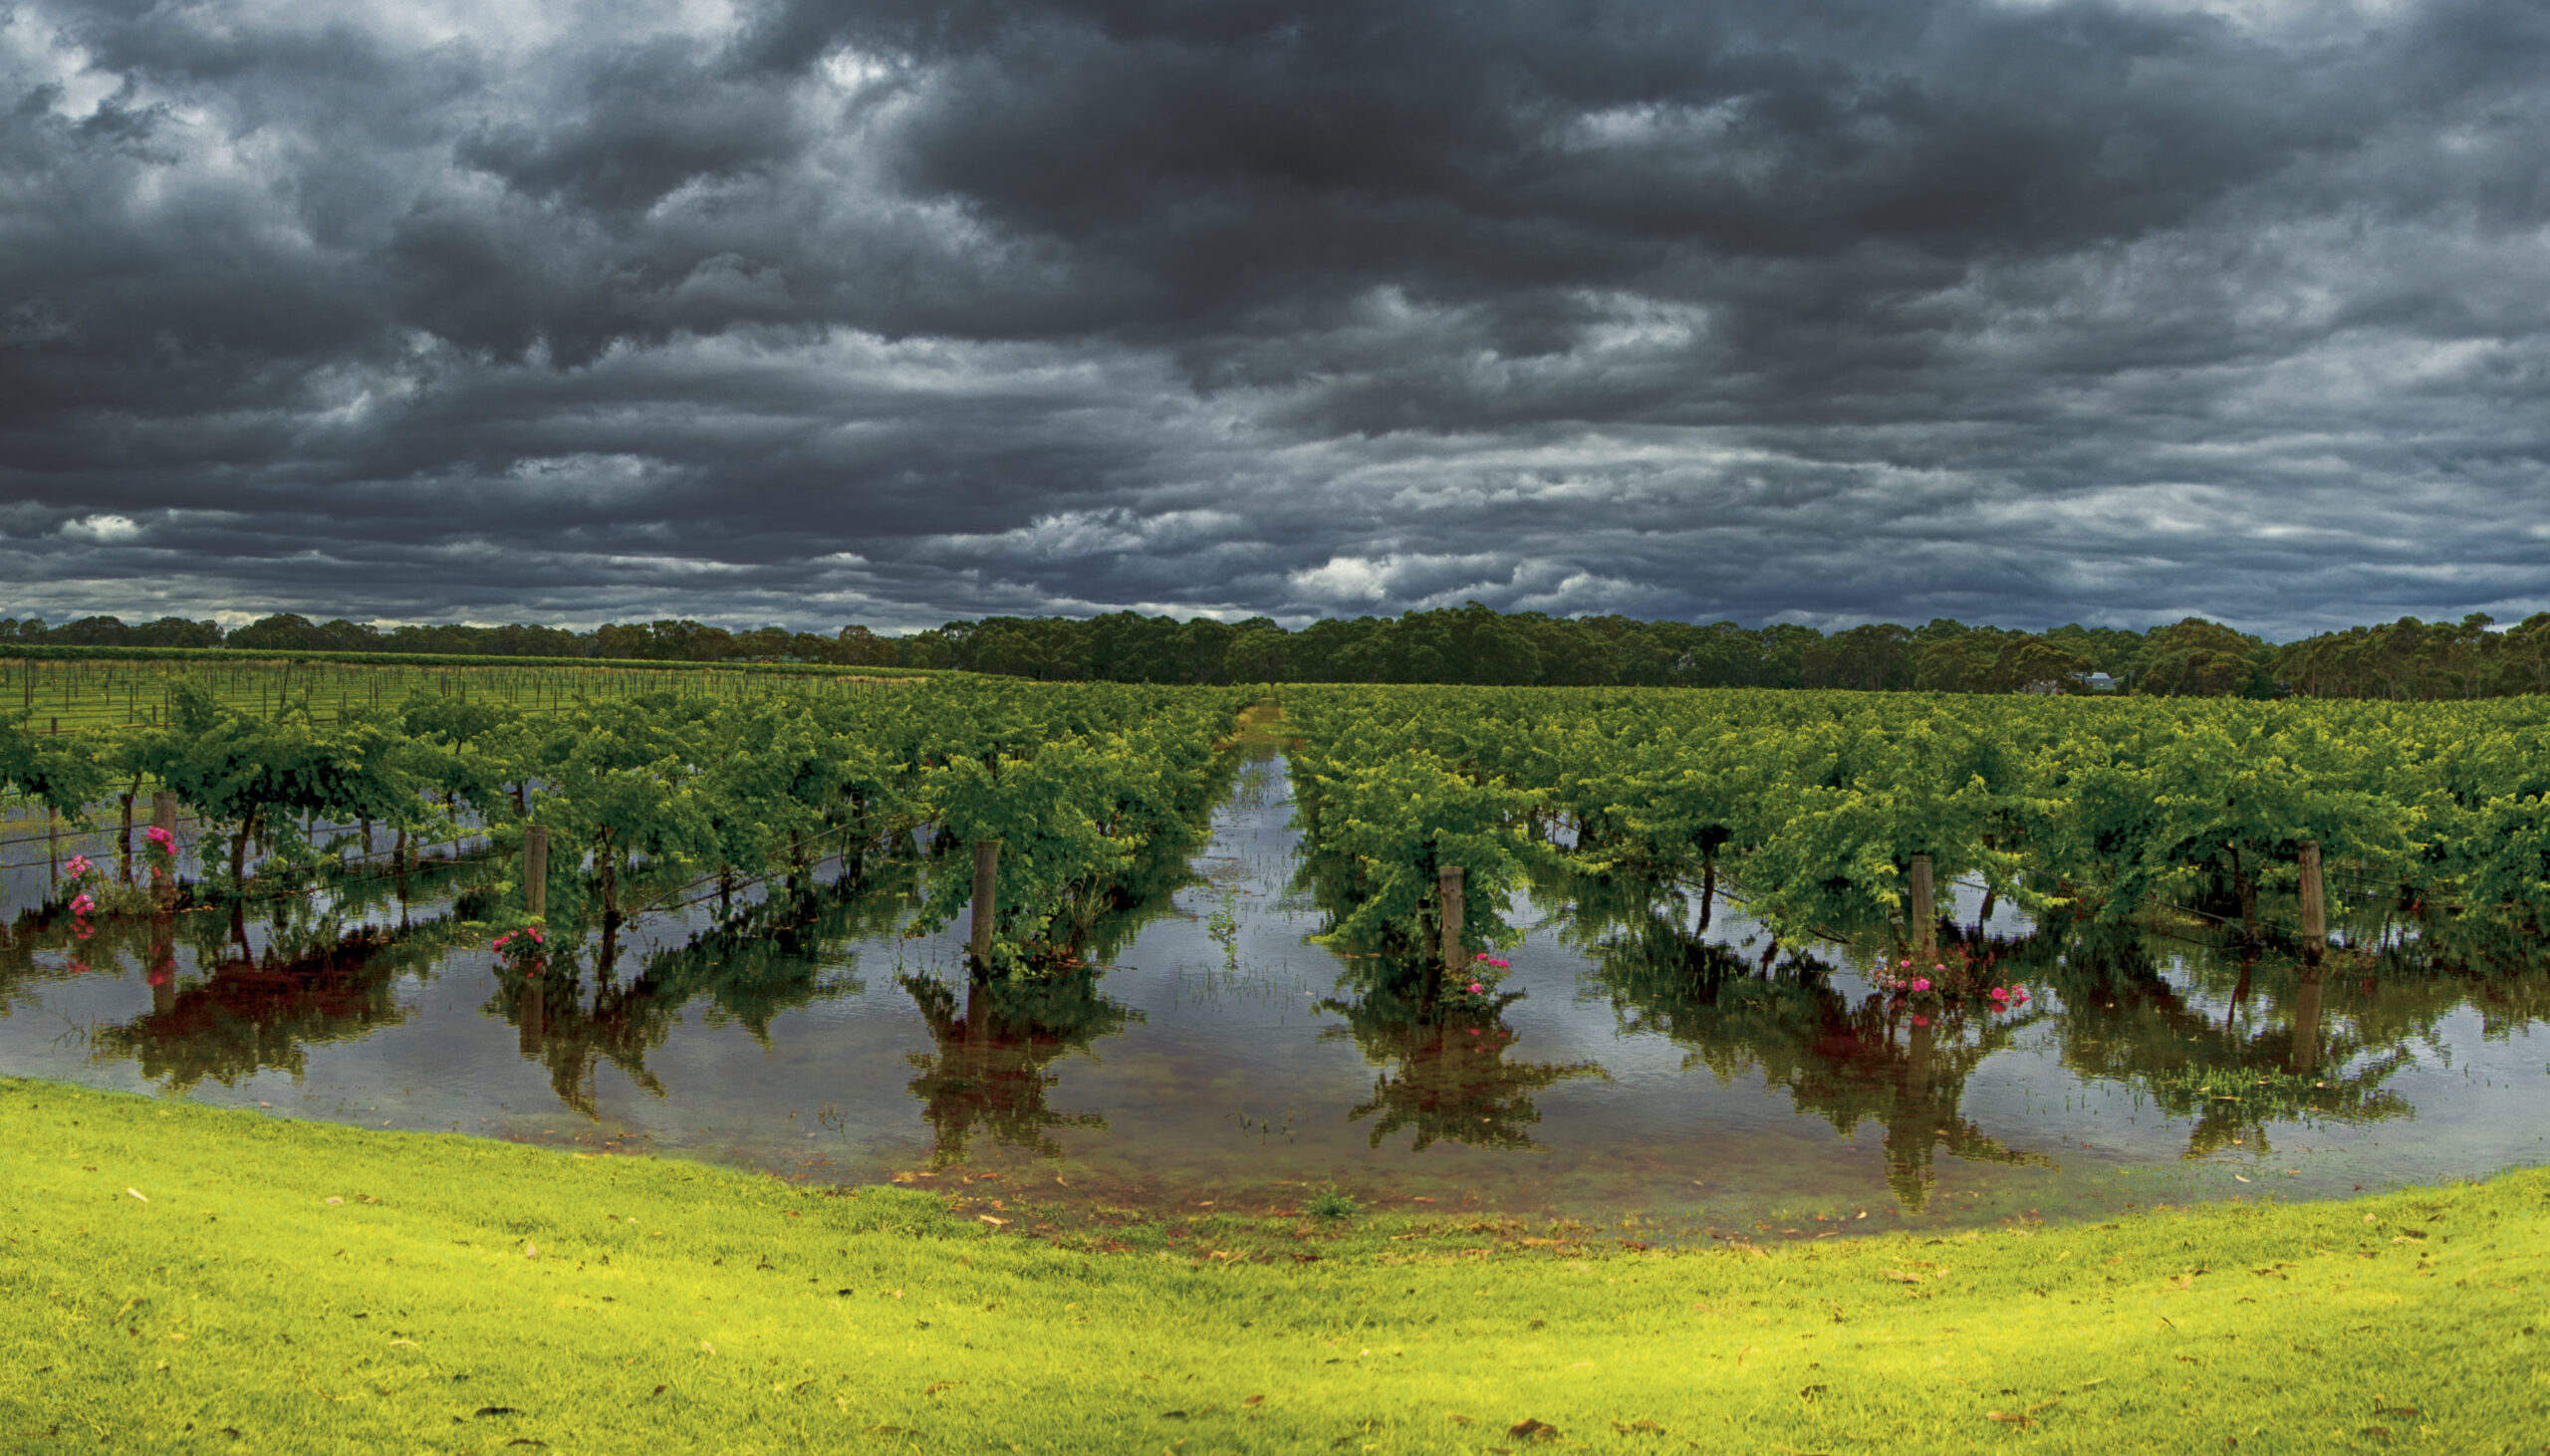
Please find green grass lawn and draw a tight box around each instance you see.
[4,1078,2545,1453]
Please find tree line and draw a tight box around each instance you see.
[8,605,2549,698]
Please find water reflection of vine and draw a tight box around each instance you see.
[2012,926,2422,1159]
[1564,870,2047,1210]
[0,861,485,1091]
[1318,974,1607,1151]
[486,868,904,1115]
[898,970,1138,1164]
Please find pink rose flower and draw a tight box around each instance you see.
[145,826,175,850]
[69,893,96,917]
[65,854,92,879]
[1910,977,1931,993]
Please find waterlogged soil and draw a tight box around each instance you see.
[5,753,2548,1244]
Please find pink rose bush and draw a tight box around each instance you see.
[1444,950,1514,1010]
[1869,946,2035,1023]
[492,925,554,980]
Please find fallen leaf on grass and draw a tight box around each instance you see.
[979,1215,1009,1227]
[1508,1418,1562,1440]
[1985,1412,2033,1428]
[1243,1395,1265,1407]
[388,1339,418,1348]
[1879,1269,1924,1285]
[1613,1418,1665,1434]
[471,1406,519,1418]
[126,1188,147,1203]
[924,1382,955,1396]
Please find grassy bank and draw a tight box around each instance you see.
[3,1079,2543,1453]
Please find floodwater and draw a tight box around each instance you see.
[5,753,2547,1237]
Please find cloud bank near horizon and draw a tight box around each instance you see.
[3,0,2547,638]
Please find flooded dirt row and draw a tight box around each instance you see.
[5,753,2547,1239]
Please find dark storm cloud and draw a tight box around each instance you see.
[3,0,2547,636]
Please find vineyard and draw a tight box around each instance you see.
[9,669,2549,978]
[1280,685,2550,968]
[0,651,926,736]
[5,670,2550,1229]
[1,667,1248,976]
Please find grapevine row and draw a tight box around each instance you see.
[3,678,1248,974]
[1280,686,2550,960]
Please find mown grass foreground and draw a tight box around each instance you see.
[3,1080,2545,1454]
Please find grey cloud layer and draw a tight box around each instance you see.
[3,0,2546,634]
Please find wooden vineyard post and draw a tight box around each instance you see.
[523,825,549,920]
[1908,853,1936,961]
[2297,840,2327,964]
[969,841,1000,971]
[1438,864,1466,979]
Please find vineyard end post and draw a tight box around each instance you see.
[2297,840,2327,963]
[1438,863,1466,978]
[1908,853,1936,960]
[523,825,549,920]
[969,841,1001,971]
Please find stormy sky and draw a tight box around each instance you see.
[3,0,2546,638]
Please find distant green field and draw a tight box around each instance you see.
[0,648,928,738]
